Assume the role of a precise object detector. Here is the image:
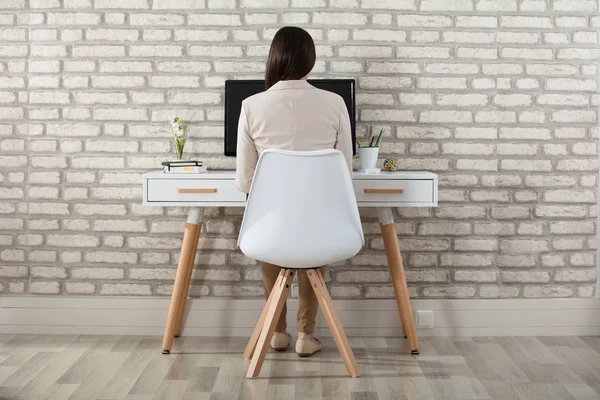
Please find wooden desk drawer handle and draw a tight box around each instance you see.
[364,188,404,194]
[177,188,218,194]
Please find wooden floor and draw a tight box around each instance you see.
[0,334,598,399]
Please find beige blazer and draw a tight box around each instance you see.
[235,79,353,193]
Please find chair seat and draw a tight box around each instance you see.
[239,208,363,268]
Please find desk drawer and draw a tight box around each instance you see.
[146,178,246,203]
[354,179,434,204]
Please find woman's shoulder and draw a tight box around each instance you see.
[311,86,344,103]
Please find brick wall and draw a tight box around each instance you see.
[0,0,598,299]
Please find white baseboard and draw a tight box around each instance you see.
[1,296,599,337]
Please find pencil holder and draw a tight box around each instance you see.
[358,147,379,171]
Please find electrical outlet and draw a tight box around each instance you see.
[416,310,434,328]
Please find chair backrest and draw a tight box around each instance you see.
[238,149,364,268]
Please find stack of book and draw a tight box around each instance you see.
[162,160,206,174]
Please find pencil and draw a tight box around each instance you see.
[374,129,383,147]
[367,128,374,147]
[355,137,362,148]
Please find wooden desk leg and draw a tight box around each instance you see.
[378,207,419,355]
[174,209,204,337]
[161,207,203,354]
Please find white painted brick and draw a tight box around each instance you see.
[423,285,476,298]
[367,61,419,74]
[362,0,415,8]
[130,45,183,57]
[442,143,494,155]
[475,111,517,124]
[95,15,122,27]
[455,270,498,282]
[456,16,497,28]
[558,48,600,60]
[209,0,237,6]
[188,13,241,25]
[100,283,151,295]
[340,45,392,58]
[477,0,517,10]
[519,111,546,124]
[480,286,520,298]
[457,48,497,59]
[95,0,149,8]
[571,253,595,267]
[410,142,438,155]
[494,94,532,107]
[524,286,574,298]
[426,63,478,74]
[418,77,467,89]
[359,77,412,89]
[420,110,472,123]
[143,29,171,41]
[444,31,495,44]
[189,45,242,57]
[552,110,597,124]
[130,13,185,25]
[361,109,416,122]
[503,271,549,283]
[500,16,552,29]
[555,269,596,283]
[47,12,101,25]
[454,239,498,252]
[521,0,546,10]
[456,159,497,171]
[497,32,539,44]
[30,282,60,295]
[397,14,451,27]
[399,93,432,106]
[354,29,406,42]
[501,239,548,253]
[153,0,205,8]
[66,282,95,294]
[365,285,417,298]
[397,46,451,59]
[502,47,553,60]
[553,0,597,12]
[546,78,596,92]
[421,0,473,11]
[410,30,439,43]
[573,31,598,44]
[87,28,139,41]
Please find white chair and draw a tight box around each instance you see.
[238,148,364,378]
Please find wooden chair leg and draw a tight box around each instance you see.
[380,222,419,354]
[247,269,294,378]
[243,269,282,359]
[306,269,360,378]
[161,222,201,354]
[174,223,202,337]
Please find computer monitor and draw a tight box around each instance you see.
[224,79,356,156]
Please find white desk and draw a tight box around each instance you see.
[142,170,438,355]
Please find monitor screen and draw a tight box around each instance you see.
[224,79,356,156]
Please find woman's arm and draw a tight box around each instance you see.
[335,97,353,174]
[236,101,258,193]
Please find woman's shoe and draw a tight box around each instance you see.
[270,332,292,351]
[296,336,322,357]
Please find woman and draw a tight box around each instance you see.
[236,26,352,357]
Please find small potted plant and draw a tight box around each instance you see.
[169,116,186,160]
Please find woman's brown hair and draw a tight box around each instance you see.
[265,26,316,90]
